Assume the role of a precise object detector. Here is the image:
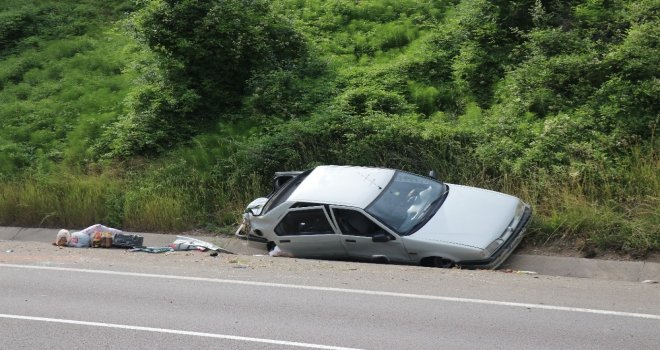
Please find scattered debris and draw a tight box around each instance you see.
[50,226,234,258]
[269,245,294,257]
[113,233,144,248]
[234,222,247,238]
[170,236,233,254]
[91,231,113,248]
[129,247,174,253]
[54,224,142,249]
[642,280,658,284]
[500,269,538,275]
[169,242,207,252]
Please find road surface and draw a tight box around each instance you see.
[1,241,659,349]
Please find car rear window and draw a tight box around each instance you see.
[262,171,311,213]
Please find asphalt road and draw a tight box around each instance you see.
[1,242,659,349]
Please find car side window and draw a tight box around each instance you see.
[275,209,334,236]
[333,209,385,237]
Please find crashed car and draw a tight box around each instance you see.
[238,165,531,269]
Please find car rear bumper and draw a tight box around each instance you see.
[455,206,532,269]
[235,220,270,250]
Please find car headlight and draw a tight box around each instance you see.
[482,201,528,258]
[508,201,527,231]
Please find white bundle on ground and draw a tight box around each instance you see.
[77,224,123,236]
[54,229,70,246]
[68,231,91,248]
[63,224,124,248]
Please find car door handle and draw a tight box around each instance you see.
[345,239,356,243]
[279,240,291,243]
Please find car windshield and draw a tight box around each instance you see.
[366,171,447,235]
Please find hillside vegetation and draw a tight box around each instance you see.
[0,0,657,257]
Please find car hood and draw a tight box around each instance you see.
[407,184,519,249]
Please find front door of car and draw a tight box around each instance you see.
[330,207,411,263]
[274,206,346,258]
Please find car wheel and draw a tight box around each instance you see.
[421,256,454,268]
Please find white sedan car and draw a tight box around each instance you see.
[239,165,531,269]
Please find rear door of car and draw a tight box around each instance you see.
[273,206,346,258]
[330,206,411,263]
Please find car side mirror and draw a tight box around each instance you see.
[372,233,391,243]
[429,170,438,179]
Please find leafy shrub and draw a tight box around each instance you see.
[407,81,440,116]
[337,86,412,116]
[131,0,310,114]
[99,61,195,158]
[245,58,330,119]
[233,112,483,185]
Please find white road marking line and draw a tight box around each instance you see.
[2,263,659,321]
[0,313,362,350]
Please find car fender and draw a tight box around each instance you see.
[402,236,482,263]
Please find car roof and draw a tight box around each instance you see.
[288,165,395,208]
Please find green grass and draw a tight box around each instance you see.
[0,0,136,176]
[512,145,659,256]
[0,144,656,255]
[0,174,121,228]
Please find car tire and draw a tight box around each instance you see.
[421,256,454,268]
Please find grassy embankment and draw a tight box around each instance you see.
[0,0,657,257]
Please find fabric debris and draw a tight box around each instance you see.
[169,242,208,252]
[170,236,233,254]
[129,247,174,253]
[58,224,131,248]
[500,269,538,275]
[77,224,123,237]
[268,245,294,257]
[68,231,91,248]
[112,233,144,248]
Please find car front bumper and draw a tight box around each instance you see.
[455,206,532,270]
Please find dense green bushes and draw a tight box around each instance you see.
[99,0,318,158]
[236,112,479,178]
